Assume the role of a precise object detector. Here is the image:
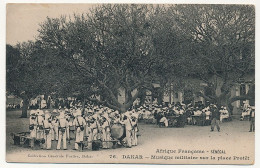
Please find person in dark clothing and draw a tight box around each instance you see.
[55,99,59,109]
[178,113,186,127]
[153,110,158,125]
[156,112,163,125]
[200,110,206,126]
[249,107,255,132]
[210,105,220,132]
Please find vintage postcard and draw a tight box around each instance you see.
[6,3,255,164]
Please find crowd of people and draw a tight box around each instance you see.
[29,97,87,109]
[29,102,139,150]
[137,102,230,130]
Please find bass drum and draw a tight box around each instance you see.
[110,123,126,140]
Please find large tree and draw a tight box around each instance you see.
[6,42,46,117]
[37,4,163,112]
[168,4,255,112]
[151,5,202,102]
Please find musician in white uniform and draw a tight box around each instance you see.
[131,114,138,146]
[43,111,53,149]
[29,110,37,148]
[51,109,59,141]
[100,115,111,149]
[73,109,86,150]
[57,112,68,150]
[90,114,99,141]
[120,114,133,148]
[36,109,45,149]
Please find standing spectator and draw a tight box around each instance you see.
[249,107,255,132]
[210,105,220,132]
[200,109,206,126]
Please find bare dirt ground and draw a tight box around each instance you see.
[6,110,254,164]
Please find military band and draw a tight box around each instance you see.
[28,104,140,150]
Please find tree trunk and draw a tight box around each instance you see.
[216,94,233,115]
[120,105,127,114]
[157,88,163,105]
[21,98,29,118]
[138,88,146,106]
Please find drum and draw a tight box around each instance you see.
[110,123,126,140]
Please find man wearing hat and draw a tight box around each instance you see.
[120,114,133,148]
[43,111,53,149]
[64,108,72,142]
[249,106,255,132]
[85,109,93,138]
[86,116,94,150]
[36,109,45,149]
[100,115,111,149]
[89,115,99,142]
[73,109,86,150]
[131,114,138,146]
[67,109,75,142]
[210,105,220,132]
[51,109,59,141]
[57,111,68,150]
[29,110,37,148]
[199,109,207,126]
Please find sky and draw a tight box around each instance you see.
[6,4,96,45]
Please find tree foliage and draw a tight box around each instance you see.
[36,4,163,112]
[168,4,255,110]
[6,42,45,117]
[7,4,255,114]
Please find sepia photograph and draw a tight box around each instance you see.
[5,3,255,164]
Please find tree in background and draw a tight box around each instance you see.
[6,42,45,117]
[37,4,164,112]
[167,4,255,112]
